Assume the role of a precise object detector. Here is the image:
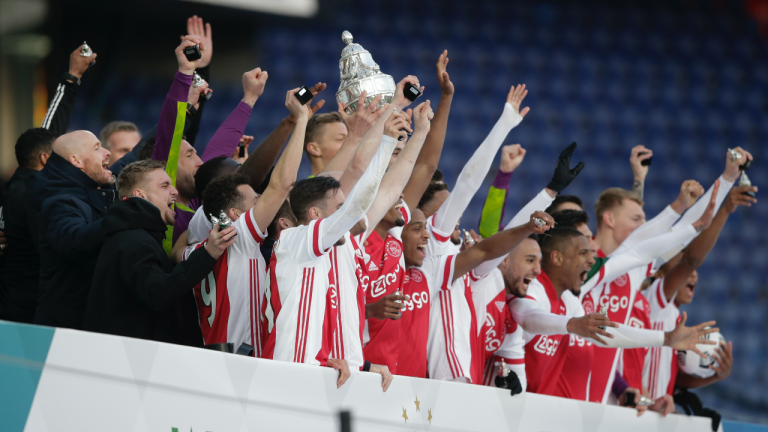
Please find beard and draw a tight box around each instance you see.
[450,232,462,246]
[176,171,197,201]
[394,215,405,227]
[86,161,115,186]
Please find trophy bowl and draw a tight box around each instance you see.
[336,31,396,115]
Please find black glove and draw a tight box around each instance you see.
[674,387,721,432]
[494,370,523,396]
[546,142,585,193]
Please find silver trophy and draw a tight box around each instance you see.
[209,211,233,230]
[597,304,608,330]
[192,71,212,100]
[336,31,396,115]
[533,217,547,228]
[463,229,476,246]
[80,41,93,57]
[728,148,755,198]
[499,358,510,378]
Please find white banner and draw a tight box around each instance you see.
[19,326,719,432]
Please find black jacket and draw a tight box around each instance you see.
[0,167,41,323]
[28,152,117,329]
[84,197,216,342]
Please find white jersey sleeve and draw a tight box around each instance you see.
[188,205,210,245]
[509,282,569,338]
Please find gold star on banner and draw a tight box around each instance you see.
[428,409,433,424]
[414,396,421,412]
[402,407,408,423]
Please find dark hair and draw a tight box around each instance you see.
[539,227,585,263]
[115,159,166,199]
[15,128,55,168]
[202,174,251,223]
[195,156,242,199]
[289,176,341,224]
[267,199,298,240]
[138,137,156,161]
[418,181,449,209]
[431,169,444,183]
[304,112,344,156]
[527,233,540,243]
[552,209,590,229]
[545,195,584,214]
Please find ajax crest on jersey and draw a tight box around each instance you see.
[410,269,423,283]
[386,241,402,257]
[677,329,725,378]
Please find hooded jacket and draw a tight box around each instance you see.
[84,197,216,343]
[28,152,117,329]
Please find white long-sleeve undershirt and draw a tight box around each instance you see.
[319,134,397,251]
[431,103,523,236]
[473,189,554,278]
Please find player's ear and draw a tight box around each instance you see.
[603,211,614,230]
[278,217,295,230]
[308,206,322,221]
[498,255,510,270]
[551,250,564,266]
[306,142,322,158]
[228,207,241,221]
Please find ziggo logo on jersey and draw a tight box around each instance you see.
[369,270,399,297]
[599,295,629,313]
[534,336,560,356]
[404,291,429,310]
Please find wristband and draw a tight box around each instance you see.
[362,360,371,372]
[63,73,81,86]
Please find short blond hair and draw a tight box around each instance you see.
[594,188,644,228]
[304,112,344,156]
[116,159,165,199]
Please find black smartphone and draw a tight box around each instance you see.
[238,143,245,158]
[184,44,202,62]
[639,152,652,166]
[404,83,422,102]
[294,86,314,105]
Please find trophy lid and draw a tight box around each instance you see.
[81,41,93,57]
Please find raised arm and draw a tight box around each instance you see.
[337,76,421,194]
[477,144,526,239]
[401,50,454,211]
[42,44,96,136]
[250,89,310,231]
[453,211,552,281]
[629,145,652,201]
[364,101,434,238]
[199,67,267,162]
[183,16,214,146]
[239,83,327,188]
[430,85,529,235]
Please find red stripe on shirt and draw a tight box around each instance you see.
[312,219,324,257]
[440,291,459,378]
[245,209,265,242]
[294,269,309,362]
[441,255,454,291]
[656,282,666,309]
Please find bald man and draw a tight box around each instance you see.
[28,130,117,329]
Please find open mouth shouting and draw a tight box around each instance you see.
[416,242,427,258]
[579,270,588,283]
[168,198,176,210]
[522,276,534,288]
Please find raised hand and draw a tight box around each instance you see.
[384,111,411,141]
[691,180,719,232]
[231,135,253,164]
[392,75,422,110]
[327,358,351,388]
[528,211,555,234]
[339,90,384,139]
[566,313,619,345]
[663,311,718,356]
[186,15,213,68]
[175,35,205,75]
[204,225,237,260]
[546,142,585,194]
[242,67,268,107]
[723,185,758,213]
[68,44,97,79]
[629,145,653,181]
[285,88,310,121]
[671,180,705,214]
[506,84,530,117]
[287,82,327,123]
[436,50,454,96]
[411,100,434,134]
[187,80,211,110]
[500,144,527,173]
[724,146,754,183]
[369,364,394,392]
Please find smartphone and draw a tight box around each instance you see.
[238,143,246,158]
[294,86,314,105]
[639,152,652,166]
[184,44,202,61]
[404,83,422,102]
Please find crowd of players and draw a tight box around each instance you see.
[0,16,753,421]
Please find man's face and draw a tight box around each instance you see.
[607,199,645,245]
[500,238,542,298]
[315,122,348,161]
[676,270,698,305]
[81,137,114,186]
[574,223,598,258]
[402,209,430,267]
[176,140,203,200]
[106,131,140,167]
[382,195,406,229]
[141,169,178,225]
[554,235,595,296]
[310,187,346,245]
[231,184,259,221]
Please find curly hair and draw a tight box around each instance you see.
[202,174,251,223]
[15,128,55,168]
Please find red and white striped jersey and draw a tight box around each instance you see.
[642,278,680,400]
[261,219,333,366]
[514,271,567,393]
[397,254,457,379]
[183,207,268,354]
[472,268,509,363]
[362,204,410,373]
[483,293,525,389]
[621,293,652,392]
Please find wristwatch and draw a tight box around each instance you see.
[63,72,81,86]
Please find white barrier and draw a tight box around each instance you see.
[1,321,720,431]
